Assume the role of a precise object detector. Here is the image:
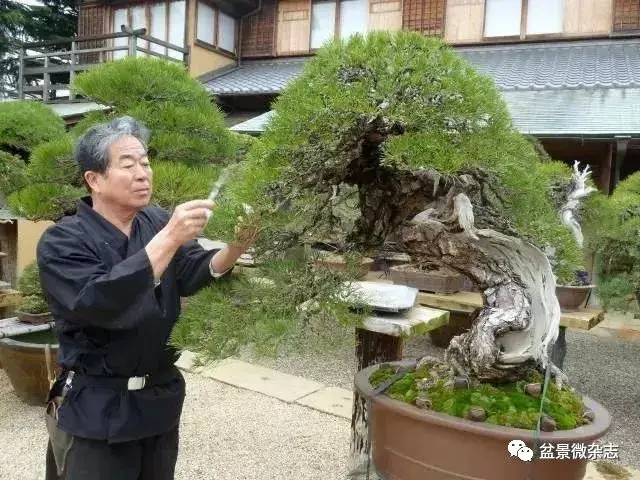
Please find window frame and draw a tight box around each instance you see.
[612,0,640,33]
[109,0,188,56]
[482,0,564,41]
[195,0,238,57]
[309,0,369,52]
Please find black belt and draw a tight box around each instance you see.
[62,366,179,393]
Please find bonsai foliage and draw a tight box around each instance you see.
[583,171,640,317]
[0,100,65,158]
[16,260,50,314]
[7,57,238,221]
[182,31,583,383]
[71,57,235,166]
[0,100,66,209]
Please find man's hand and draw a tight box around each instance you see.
[163,200,216,248]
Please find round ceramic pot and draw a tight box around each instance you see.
[0,330,58,405]
[555,285,594,311]
[355,360,611,480]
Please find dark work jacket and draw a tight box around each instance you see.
[37,197,225,443]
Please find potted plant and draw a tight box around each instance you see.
[15,261,52,325]
[555,269,595,311]
[177,31,611,480]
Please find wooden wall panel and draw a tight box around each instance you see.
[613,0,640,31]
[241,0,278,56]
[77,3,108,62]
[277,0,310,54]
[443,0,484,42]
[403,0,446,37]
[369,0,403,31]
[187,0,236,77]
[564,0,613,35]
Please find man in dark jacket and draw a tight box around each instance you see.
[37,116,257,479]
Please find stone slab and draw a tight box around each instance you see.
[296,386,354,419]
[362,306,450,338]
[199,358,324,402]
[585,461,640,480]
[174,350,203,373]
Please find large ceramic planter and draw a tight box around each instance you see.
[556,285,594,311]
[0,329,58,405]
[355,360,611,480]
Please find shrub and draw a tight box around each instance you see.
[583,171,640,316]
[0,100,65,158]
[8,57,239,221]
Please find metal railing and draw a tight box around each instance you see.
[18,28,190,103]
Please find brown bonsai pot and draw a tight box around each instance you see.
[555,285,594,311]
[390,264,473,294]
[355,360,611,480]
[0,330,58,405]
[315,253,374,277]
[16,310,53,325]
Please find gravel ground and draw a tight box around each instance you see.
[1,327,638,479]
[0,370,350,480]
[242,328,640,471]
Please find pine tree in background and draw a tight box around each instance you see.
[0,0,77,98]
[2,57,240,221]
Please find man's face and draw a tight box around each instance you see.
[86,135,153,210]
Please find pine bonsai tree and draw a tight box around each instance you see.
[0,100,66,205]
[6,57,239,221]
[583,171,640,317]
[177,31,589,387]
[16,260,50,315]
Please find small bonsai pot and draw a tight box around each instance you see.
[555,285,594,311]
[16,311,53,325]
[315,253,374,277]
[355,360,611,480]
[390,264,473,294]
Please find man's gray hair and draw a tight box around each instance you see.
[74,116,151,175]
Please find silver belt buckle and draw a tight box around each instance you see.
[127,375,147,390]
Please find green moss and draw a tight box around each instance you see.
[368,365,586,431]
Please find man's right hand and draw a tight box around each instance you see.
[163,200,216,248]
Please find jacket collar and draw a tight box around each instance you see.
[76,196,136,248]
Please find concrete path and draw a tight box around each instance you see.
[1,353,639,480]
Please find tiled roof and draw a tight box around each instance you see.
[204,38,640,95]
[456,38,640,91]
[203,58,309,95]
[229,88,640,137]
[0,207,16,223]
[503,88,640,136]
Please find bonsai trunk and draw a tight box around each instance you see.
[398,200,562,382]
[342,151,564,383]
